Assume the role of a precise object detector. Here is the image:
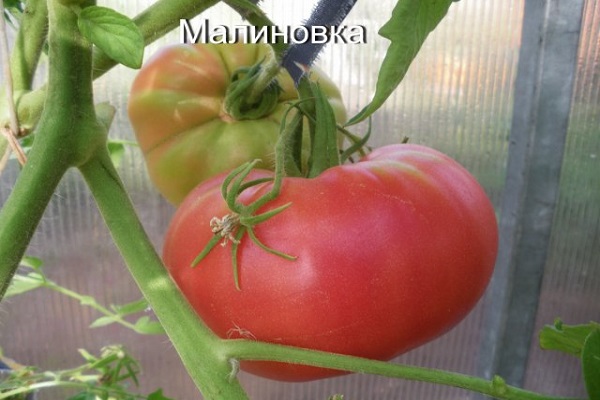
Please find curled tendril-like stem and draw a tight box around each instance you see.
[295,107,373,164]
[340,118,372,163]
[279,95,373,166]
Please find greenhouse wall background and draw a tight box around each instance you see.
[0,0,598,398]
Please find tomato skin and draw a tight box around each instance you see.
[128,42,346,204]
[163,144,498,381]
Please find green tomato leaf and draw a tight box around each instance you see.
[112,298,149,316]
[89,315,119,328]
[20,255,43,270]
[107,138,138,169]
[346,0,455,125]
[77,348,97,364]
[305,80,342,177]
[79,295,97,307]
[582,330,600,400]
[95,102,116,130]
[9,134,34,161]
[107,141,126,168]
[133,316,165,335]
[77,6,144,69]
[540,319,600,357]
[3,272,45,298]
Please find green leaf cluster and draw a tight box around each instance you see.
[0,346,173,400]
[6,257,164,335]
[89,301,164,336]
[540,319,600,400]
[76,6,144,69]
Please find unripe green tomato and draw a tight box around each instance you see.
[128,42,346,205]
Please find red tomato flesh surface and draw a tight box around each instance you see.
[163,144,499,381]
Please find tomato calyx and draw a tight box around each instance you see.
[224,62,282,121]
[193,77,372,289]
[191,159,296,290]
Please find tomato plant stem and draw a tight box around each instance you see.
[223,340,586,400]
[0,137,66,298]
[222,1,290,109]
[0,0,100,299]
[0,2,23,165]
[223,0,288,59]
[8,0,48,92]
[1,2,252,397]
[246,53,281,106]
[79,150,250,400]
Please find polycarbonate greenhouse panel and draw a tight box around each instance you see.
[524,0,600,396]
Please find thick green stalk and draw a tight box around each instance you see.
[0,0,103,298]
[0,139,66,298]
[223,0,288,58]
[223,340,586,400]
[2,0,48,146]
[9,0,48,92]
[79,150,249,400]
[246,53,281,106]
[0,2,249,396]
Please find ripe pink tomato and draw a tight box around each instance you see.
[163,144,498,381]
